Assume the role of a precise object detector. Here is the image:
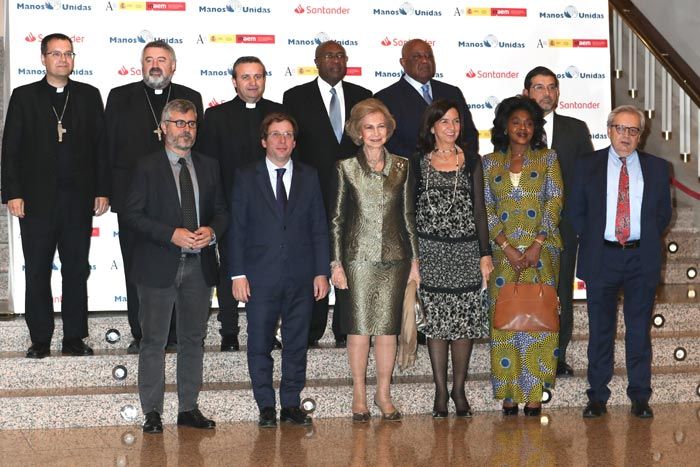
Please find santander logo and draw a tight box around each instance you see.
[381,37,391,46]
[118,66,129,76]
[294,4,304,13]
[465,69,476,78]
[208,98,221,107]
[25,32,38,42]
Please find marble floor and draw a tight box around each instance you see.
[1,402,698,466]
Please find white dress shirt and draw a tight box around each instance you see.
[604,147,644,242]
[403,73,432,100]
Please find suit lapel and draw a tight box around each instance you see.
[638,151,650,216]
[595,148,608,221]
[191,152,207,222]
[551,113,560,150]
[158,151,183,225]
[256,160,282,219]
[312,79,341,146]
[286,162,303,218]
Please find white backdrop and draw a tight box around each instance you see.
[4,0,610,312]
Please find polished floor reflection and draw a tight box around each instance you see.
[1,403,699,466]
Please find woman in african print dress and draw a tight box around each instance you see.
[483,95,563,416]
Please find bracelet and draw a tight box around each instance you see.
[499,240,509,250]
[533,238,544,245]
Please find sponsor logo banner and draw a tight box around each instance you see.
[539,5,604,20]
[118,1,185,11]
[198,1,270,14]
[209,34,275,44]
[372,2,441,16]
[548,38,608,48]
[465,7,526,17]
[294,3,350,14]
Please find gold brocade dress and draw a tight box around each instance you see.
[483,148,563,403]
[329,150,420,336]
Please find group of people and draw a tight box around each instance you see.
[1,33,671,432]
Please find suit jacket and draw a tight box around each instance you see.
[105,81,203,213]
[374,76,479,158]
[228,159,330,287]
[196,96,284,204]
[330,150,420,264]
[123,149,228,288]
[551,112,593,246]
[283,78,372,209]
[570,148,672,286]
[1,78,108,215]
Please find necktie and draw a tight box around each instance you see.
[421,83,432,104]
[275,168,287,214]
[329,88,343,143]
[615,157,630,245]
[178,158,198,231]
[541,128,548,148]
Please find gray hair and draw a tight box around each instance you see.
[161,98,197,123]
[607,105,645,133]
[142,40,176,63]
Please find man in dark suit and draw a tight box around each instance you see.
[570,105,671,419]
[124,99,228,434]
[283,40,371,348]
[522,66,594,377]
[229,113,330,428]
[106,40,203,354]
[374,38,478,158]
[197,56,284,352]
[1,33,109,359]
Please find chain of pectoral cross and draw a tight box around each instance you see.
[51,91,70,143]
[144,86,171,142]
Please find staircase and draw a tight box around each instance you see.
[0,205,696,429]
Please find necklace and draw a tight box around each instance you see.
[425,150,461,214]
[51,91,70,143]
[144,86,172,141]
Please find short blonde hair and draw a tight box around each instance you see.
[345,98,396,145]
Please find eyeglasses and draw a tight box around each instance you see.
[45,51,76,60]
[165,120,197,129]
[530,84,558,93]
[609,124,641,137]
[318,53,348,61]
[268,131,294,140]
[407,53,433,61]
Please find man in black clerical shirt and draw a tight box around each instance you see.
[197,56,284,351]
[106,40,203,354]
[1,33,109,358]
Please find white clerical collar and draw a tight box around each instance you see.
[246,102,257,109]
[154,88,163,95]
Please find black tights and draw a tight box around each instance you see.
[427,337,473,413]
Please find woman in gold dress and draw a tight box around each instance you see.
[329,98,420,422]
[483,95,563,416]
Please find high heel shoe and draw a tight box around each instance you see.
[450,390,473,418]
[432,395,448,418]
[523,405,541,417]
[373,399,402,421]
[352,411,371,422]
[502,404,519,416]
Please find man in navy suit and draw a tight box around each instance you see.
[228,112,330,427]
[125,98,228,433]
[374,38,478,158]
[523,66,594,377]
[570,105,671,419]
[283,40,372,348]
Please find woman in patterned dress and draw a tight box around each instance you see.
[483,95,563,416]
[414,100,493,418]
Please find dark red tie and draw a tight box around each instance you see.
[615,157,630,245]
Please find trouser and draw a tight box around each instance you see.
[137,255,211,414]
[557,222,578,362]
[215,235,240,336]
[20,190,92,344]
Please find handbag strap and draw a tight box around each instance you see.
[513,268,545,295]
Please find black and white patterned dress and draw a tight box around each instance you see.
[416,155,490,340]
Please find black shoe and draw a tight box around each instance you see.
[143,411,163,434]
[61,338,94,356]
[177,408,216,429]
[258,407,277,428]
[432,409,448,418]
[307,339,320,349]
[127,339,140,355]
[335,338,347,348]
[220,334,239,352]
[556,361,574,377]
[523,405,542,417]
[502,404,519,416]
[26,342,50,359]
[272,338,282,350]
[582,401,607,418]
[450,390,473,418]
[280,407,312,426]
[631,400,654,419]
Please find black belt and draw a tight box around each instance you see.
[180,252,200,259]
[604,239,640,249]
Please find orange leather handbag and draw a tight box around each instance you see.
[493,271,560,332]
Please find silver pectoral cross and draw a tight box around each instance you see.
[154,127,163,141]
[57,121,67,143]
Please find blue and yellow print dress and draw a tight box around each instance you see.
[482,148,563,403]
